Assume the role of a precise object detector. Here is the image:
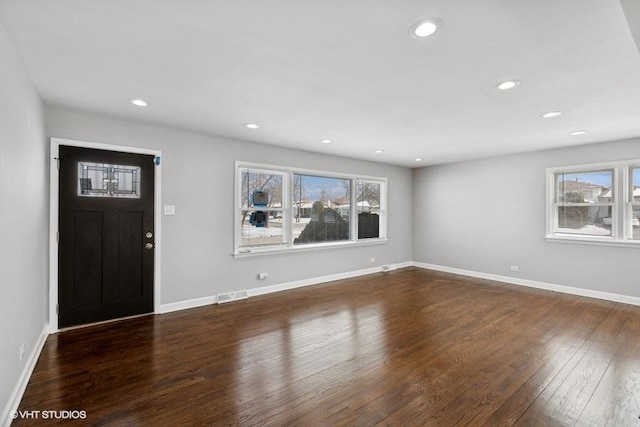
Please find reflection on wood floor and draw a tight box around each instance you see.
[14,268,640,425]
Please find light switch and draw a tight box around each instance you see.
[164,205,176,216]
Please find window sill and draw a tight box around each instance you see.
[545,235,640,249]
[233,238,388,258]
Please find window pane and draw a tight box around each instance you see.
[78,162,141,198]
[240,210,286,247]
[239,169,284,209]
[630,205,640,240]
[556,206,612,236]
[357,181,381,239]
[293,174,350,244]
[555,170,612,204]
[632,167,640,202]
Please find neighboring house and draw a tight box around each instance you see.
[293,198,380,220]
[601,186,640,201]
[335,200,380,219]
[293,200,338,219]
[558,180,608,203]
[559,181,640,228]
[557,180,610,229]
[601,186,640,227]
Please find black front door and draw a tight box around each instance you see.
[58,146,155,328]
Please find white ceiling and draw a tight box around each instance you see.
[2,0,640,167]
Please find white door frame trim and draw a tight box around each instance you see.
[49,137,162,332]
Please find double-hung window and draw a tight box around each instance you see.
[238,167,288,249]
[628,166,640,240]
[547,160,640,246]
[235,162,387,255]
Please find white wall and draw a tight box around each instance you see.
[621,0,640,55]
[0,19,47,421]
[46,107,414,305]
[413,137,640,298]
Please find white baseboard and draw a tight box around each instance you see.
[2,325,49,427]
[412,262,640,307]
[248,262,412,297]
[159,295,218,314]
[158,262,413,313]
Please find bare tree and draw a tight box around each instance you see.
[320,187,328,203]
[241,172,281,206]
[357,182,380,206]
[293,174,307,223]
[340,181,381,206]
[241,171,283,225]
[341,181,351,200]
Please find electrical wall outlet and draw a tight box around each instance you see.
[510,265,520,272]
[19,343,26,360]
[370,257,376,263]
[258,272,268,280]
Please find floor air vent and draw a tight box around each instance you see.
[217,290,248,304]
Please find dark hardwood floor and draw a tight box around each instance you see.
[13,268,640,425]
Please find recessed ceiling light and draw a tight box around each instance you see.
[321,139,332,144]
[245,123,260,129]
[374,150,385,154]
[410,18,444,38]
[542,111,562,118]
[129,99,147,107]
[570,130,587,136]
[415,158,423,162]
[497,80,520,90]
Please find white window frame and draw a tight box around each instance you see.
[546,159,640,247]
[234,161,387,256]
[237,166,290,250]
[627,165,640,240]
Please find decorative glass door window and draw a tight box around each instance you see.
[77,161,141,198]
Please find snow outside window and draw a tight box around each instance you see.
[235,162,387,255]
